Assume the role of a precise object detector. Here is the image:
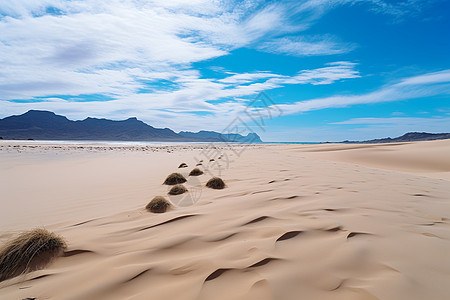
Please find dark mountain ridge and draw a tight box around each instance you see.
[342,132,450,143]
[0,110,262,143]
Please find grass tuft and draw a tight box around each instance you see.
[146,196,172,213]
[189,168,204,176]
[163,173,187,185]
[0,228,67,282]
[206,177,226,189]
[168,185,188,195]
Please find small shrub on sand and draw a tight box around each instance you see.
[189,168,204,176]
[168,185,188,195]
[0,228,67,282]
[196,163,202,166]
[146,196,172,213]
[209,158,215,162]
[178,163,188,168]
[206,177,226,189]
[163,173,187,185]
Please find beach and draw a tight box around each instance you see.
[1,140,449,299]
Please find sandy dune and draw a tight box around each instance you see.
[0,140,449,299]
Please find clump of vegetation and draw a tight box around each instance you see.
[196,163,202,166]
[146,196,172,213]
[0,228,67,282]
[209,158,215,162]
[189,168,204,176]
[168,185,188,195]
[178,163,188,168]
[206,177,226,189]
[163,173,187,185]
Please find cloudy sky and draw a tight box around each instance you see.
[0,0,449,142]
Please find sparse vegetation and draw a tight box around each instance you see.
[146,196,172,213]
[0,228,67,282]
[189,168,204,176]
[178,163,188,168]
[206,177,226,189]
[168,185,188,195]
[163,173,187,185]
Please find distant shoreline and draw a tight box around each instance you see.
[0,139,321,145]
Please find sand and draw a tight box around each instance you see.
[0,140,449,299]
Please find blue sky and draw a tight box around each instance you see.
[0,0,449,142]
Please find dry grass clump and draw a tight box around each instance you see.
[209,158,215,162]
[0,228,67,282]
[163,173,187,185]
[146,196,172,213]
[178,163,188,168]
[168,185,188,195]
[189,168,204,176]
[206,177,226,189]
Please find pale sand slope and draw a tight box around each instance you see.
[0,140,449,300]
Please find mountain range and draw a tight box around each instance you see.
[0,110,262,143]
[342,132,450,143]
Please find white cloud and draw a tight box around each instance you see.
[274,69,450,115]
[0,62,360,132]
[0,1,277,99]
[0,0,432,101]
[0,0,445,136]
[397,70,450,86]
[332,116,450,126]
[288,0,435,20]
[258,35,356,56]
[218,72,282,84]
[0,4,229,99]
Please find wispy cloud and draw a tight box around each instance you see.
[332,116,450,126]
[275,69,450,115]
[258,35,356,56]
[0,0,432,101]
[0,62,360,131]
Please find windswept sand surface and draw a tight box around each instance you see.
[1,140,449,299]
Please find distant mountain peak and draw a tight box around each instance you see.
[23,110,60,118]
[25,109,55,114]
